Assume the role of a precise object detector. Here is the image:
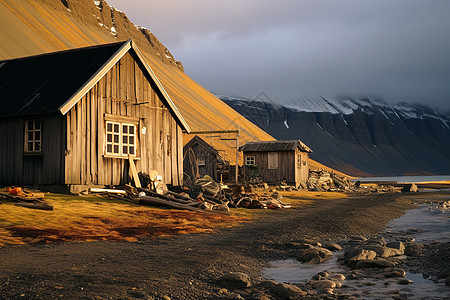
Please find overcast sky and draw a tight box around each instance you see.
[107,0,450,110]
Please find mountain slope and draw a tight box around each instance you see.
[220,95,450,176]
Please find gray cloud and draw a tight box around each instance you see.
[108,0,450,109]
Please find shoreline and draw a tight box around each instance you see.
[0,190,449,299]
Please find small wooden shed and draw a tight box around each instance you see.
[0,40,190,193]
[240,140,312,186]
[183,135,223,181]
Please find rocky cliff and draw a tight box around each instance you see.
[219,94,450,176]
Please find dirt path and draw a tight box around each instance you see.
[0,191,447,299]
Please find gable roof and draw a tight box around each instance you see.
[184,135,220,156]
[240,140,312,153]
[0,40,190,132]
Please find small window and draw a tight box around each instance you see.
[24,120,41,153]
[297,154,302,168]
[197,156,206,166]
[105,121,136,157]
[268,152,278,169]
[245,156,256,166]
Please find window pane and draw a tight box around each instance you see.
[107,123,112,132]
[123,146,128,154]
[129,136,134,144]
[27,121,34,130]
[113,134,119,143]
[107,144,112,153]
[129,125,134,133]
[113,145,119,153]
[28,142,33,151]
[123,136,128,144]
[35,142,41,151]
[113,124,119,133]
[123,125,128,134]
[107,134,112,143]
[27,131,33,141]
[35,131,40,141]
[129,146,134,155]
[35,121,41,130]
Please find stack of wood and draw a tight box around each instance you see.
[0,187,53,211]
[308,169,354,191]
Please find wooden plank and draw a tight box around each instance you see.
[81,97,87,184]
[177,125,183,185]
[97,77,105,185]
[91,85,97,183]
[75,102,82,184]
[171,118,178,186]
[128,155,141,188]
[86,92,91,183]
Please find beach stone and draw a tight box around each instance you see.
[312,271,329,280]
[323,242,342,251]
[329,273,346,281]
[386,241,405,255]
[402,183,418,192]
[398,279,413,285]
[445,276,450,286]
[385,268,406,278]
[355,258,394,269]
[271,283,307,298]
[362,245,398,258]
[344,248,377,267]
[255,280,278,290]
[365,237,387,246]
[404,242,423,256]
[297,246,333,264]
[219,272,251,289]
[310,280,336,289]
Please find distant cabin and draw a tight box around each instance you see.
[183,135,224,182]
[0,40,190,193]
[240,140,312,186]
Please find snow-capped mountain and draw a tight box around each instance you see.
[217,93,450,176]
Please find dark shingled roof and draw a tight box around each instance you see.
[0,41,126,117]
[184,135,219,155]
[240,140,312,153]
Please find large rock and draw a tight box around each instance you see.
[344,248,377,267]
[297,246,333,264]
[404,242,424,256]
[271,283,307,299]
[310,280,336,289]
[323,242,342,251]
[402,183,418,193]
[219,272,252,289]
[354,258,394,269]
[362,245,399,258]
[386,241,405,255]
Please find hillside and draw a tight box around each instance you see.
[0,0,275,165]
[220,94,450,176]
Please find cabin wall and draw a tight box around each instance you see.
[0,114,65,185]
[184,143,218,180]
[244,151,296,184]
[64,51,183,187]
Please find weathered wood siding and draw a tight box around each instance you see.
[0,114,65,185]
[184,143,218,180]
[64,52,183,186]
[244,150,309,186]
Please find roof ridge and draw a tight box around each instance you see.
[0,40,128,63]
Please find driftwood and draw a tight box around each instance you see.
[137,187,192,205]
[139,196,228,214]
[89,188,127,194]
[14,202,53,211]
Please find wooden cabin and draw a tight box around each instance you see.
[183,135,224,181]
[0,40,190,193]
[240,140,312,186]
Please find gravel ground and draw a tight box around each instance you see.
[0,191,448,299]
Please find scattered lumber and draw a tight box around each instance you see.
[128,155,142,188]
[89,188,127,194]
[14,202,53,211]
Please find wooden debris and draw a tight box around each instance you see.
[89,188,127,194]
[14,202,53,211]
[128,155,141,188]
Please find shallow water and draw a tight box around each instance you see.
[353,175,450,183]
[262,203,450,298]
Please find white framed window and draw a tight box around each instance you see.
[245,155,256,166]
[197,156,206,166]
[106,121,136,157]
[24,120,41,153]
[268,152,278,169]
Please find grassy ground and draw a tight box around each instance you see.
[0,189,346,247]
[0,192,247,247]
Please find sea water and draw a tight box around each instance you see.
[262,201,450,299]
[353,175,450,183]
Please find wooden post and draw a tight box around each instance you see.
[235,127,239,184]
